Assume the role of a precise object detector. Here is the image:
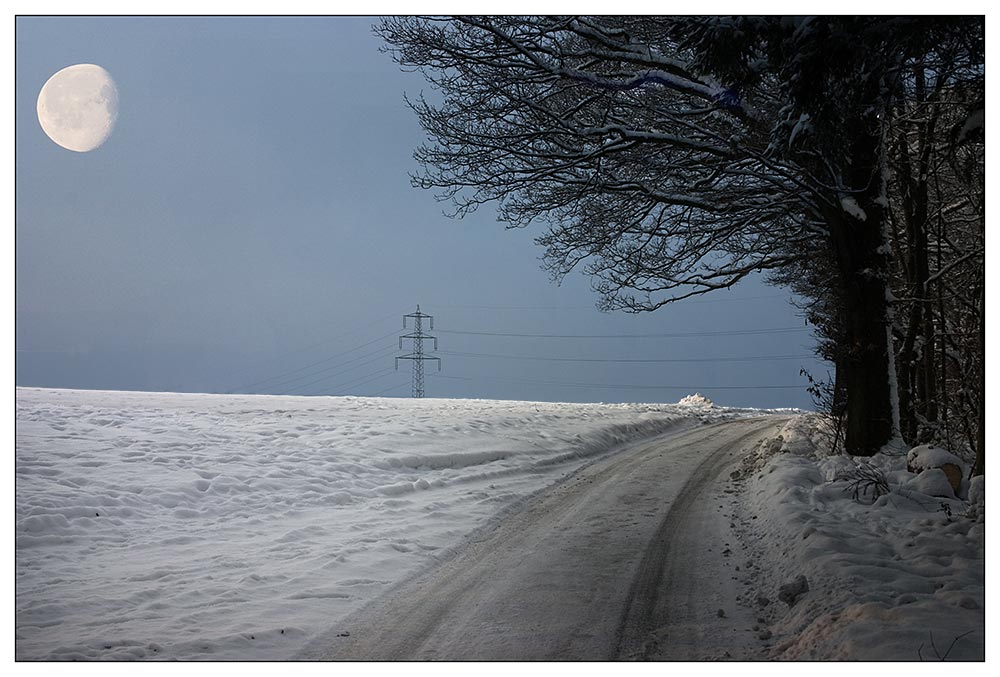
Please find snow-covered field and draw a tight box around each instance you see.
[15,387,753,661]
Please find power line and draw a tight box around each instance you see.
[277,310,403,356]
[232,329,399,393]
[295,366,394,397]
[370,381,409,397]
[431,373,803,391]
[278,348,399,395]
[220,309,406,386]
[435,294,790,310]
[344,369,402,395]
[435,326,809,339]
[437,349,816,364]
[320,367,398,396]
[265,343,399,394]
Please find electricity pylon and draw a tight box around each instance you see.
[396,305,441,398]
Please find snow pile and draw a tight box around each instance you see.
[907,444,965,473]
[906,444,965,496]
[676,392,714,407]
[15,387,760,661]
[730,414,984,660]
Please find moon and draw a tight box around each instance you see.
[36,64,119,153]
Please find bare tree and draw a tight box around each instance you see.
[377,15,983,456]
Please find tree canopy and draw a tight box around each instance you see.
[378,16,984,461]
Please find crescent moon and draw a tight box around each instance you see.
[36,64,119,153]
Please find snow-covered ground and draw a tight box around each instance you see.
[16,388,983,661]
[731,416,985,660]
[15,387,760,661]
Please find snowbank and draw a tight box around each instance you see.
[730,415,984,660]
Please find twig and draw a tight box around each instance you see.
[919,630,975,660]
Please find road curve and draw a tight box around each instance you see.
[298,416,789,661]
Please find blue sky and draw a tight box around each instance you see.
[15,16,828,407]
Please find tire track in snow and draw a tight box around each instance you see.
[613,417,783,659]
[302,416,788,660]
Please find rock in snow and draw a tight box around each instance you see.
[906,444,964,493]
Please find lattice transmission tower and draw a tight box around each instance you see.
[395,305,441,398]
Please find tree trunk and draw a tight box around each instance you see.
[821,119,897,457]
[972,283,985,476]
[894,122,938,443]
[822,206,896,456]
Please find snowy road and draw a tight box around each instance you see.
[300,416,789,661]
